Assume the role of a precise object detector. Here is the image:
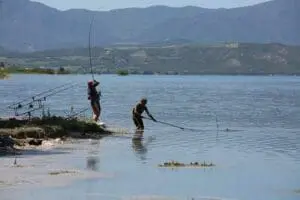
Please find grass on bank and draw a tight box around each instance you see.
[0,68,9,79]
[116,69,129,76]
[1,66,71,75]
[0,115,110,140]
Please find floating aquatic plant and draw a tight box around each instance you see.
[294,189,300,194]
[158,160,215,168]
[48,170,78,176]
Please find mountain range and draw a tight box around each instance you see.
[0,0,299,52]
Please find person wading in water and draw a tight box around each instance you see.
[87,80,101,122]
[132,98,156,132]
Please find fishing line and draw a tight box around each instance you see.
[0,0,3,20]
[215,111,220,142]
[85,18,101,197]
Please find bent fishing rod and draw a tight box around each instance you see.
[88,14,96,81]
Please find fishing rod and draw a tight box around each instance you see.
[0,0,3,20]
[144,117,203,132]
[15,83,79,109]
[9,83,79,110]
[7,82,78,109]
[143,117,185,130]
[7,83,80,117]
[87,13,104,120]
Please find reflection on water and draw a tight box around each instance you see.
[131,130,157,161]
[132,130,147,161]
[132,139,148,161]
[0,75,300,200]
[86,156,100,171]
[86,139,101,171]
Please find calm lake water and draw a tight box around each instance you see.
[0,74,300,200]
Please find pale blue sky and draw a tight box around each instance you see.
[32,0,271,11]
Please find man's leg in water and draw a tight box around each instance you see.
[133,116,139,129]
[136,117,144,131]
[133,116,144,131]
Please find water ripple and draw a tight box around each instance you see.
[1,74,300,200]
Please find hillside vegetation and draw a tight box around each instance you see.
[1,43,299,75]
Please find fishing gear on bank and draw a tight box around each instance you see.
[6,82,80,117]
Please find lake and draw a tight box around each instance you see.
[0,74,300,200]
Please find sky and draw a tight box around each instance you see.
[32,0,271,11]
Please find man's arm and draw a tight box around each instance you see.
[93,80,99,87]
[93,80,101,97]
[87,88,91,100]
[145,107,157,122]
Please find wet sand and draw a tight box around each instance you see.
[0,139,113,190]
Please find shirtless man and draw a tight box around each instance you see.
[132,98,156,131]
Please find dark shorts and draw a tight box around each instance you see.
[91,100,100,108]
[91,100,101,115]
[132,115,144,130]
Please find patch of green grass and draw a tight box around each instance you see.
[0,116,111,140]
[294,189,300,194]
[48,170,78,175]
[7,67,56,74]
[116,69,129,76]
[158,160,215,168]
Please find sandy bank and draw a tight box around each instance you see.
[0,139,114,190]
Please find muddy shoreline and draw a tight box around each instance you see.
[0,116,112,156]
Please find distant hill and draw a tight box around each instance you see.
[0,46,12,55]
[0,46,6,54]
[2,43,300,75]
[0,0,298,52]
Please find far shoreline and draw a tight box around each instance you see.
[5,72,300,77]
